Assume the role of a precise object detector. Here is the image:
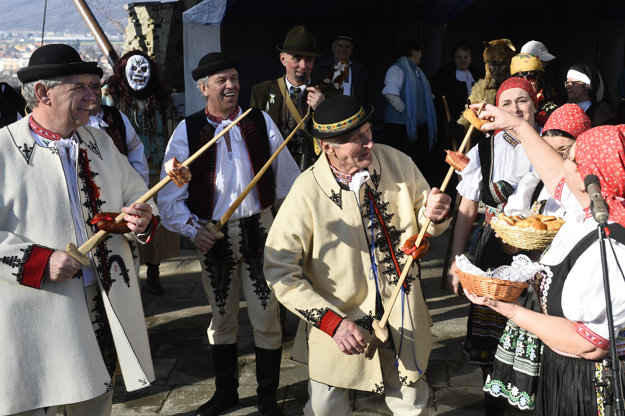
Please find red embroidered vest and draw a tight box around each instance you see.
[185,107,274,220]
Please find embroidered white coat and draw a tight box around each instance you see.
[0,117,155,414]
[264,144,450,393]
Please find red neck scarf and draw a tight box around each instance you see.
[29,117,64,141]
[204,106,239,124]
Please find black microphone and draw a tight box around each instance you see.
[584,174,610,225]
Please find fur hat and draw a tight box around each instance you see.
[192,52,239,81]
[17,43,102,83]
[510,53,543,76]
[483,39,516,77]
[277,25,321,57]
[306,95,373,141]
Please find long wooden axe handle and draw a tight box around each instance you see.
[65,108,253,267]
[365,99,486,359]
[206,112,311,239]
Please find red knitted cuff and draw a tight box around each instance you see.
[574,322,609,350]
[319,309,344,337]
[22,246,54,289]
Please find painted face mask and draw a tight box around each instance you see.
[125,55,151,91]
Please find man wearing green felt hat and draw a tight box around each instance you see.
[251,25,329,171]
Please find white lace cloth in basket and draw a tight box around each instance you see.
[455,254,544,282]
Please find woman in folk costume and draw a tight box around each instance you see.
[504,104,592,220]
[487,103,592,411]
[509,53,559,127]
[466,104,625,416]
[103,50,179,295]
[448,77,538,415]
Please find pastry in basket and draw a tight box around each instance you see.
[492,213,565,250]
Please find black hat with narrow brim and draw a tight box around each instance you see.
[276,25,321,57]
[17,43,102,83]
[306,95,374,140]
[192,52,239,81]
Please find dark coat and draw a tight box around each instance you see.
[587,100,620,126]
[312,55,374,106]
[431,62,481,122]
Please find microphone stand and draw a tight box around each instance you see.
[595,223,625,416]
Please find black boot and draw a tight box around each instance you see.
[196,344,239,416]
[255,346,283,416]
[146,263,163,295]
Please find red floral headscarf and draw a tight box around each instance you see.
[575,125,625,226]
[543,104,591,139]
[496,77,538,108]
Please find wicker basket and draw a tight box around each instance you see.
[490,218,559,251]
[457,269,528,301]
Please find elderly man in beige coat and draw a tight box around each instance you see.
[264,95,452,415]
[0,44,156,416]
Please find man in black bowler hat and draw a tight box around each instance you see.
[0,43,156,415]
[264,95,452,415]
[158,51,300,416]
[250,25,327,171]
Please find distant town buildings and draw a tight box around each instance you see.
[0,31,123,87]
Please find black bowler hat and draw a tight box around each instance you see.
[276,25,321,57]
[17,44,101,83]
[306,95,373,141]
[192,52,239,81]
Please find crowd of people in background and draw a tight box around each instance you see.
[1,24,624,416]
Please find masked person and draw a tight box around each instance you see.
[87,71,149,185]
[0,43,156,416]
[103,50,180,295]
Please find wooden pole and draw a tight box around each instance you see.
[364,99,486,359]
[65,108,252,266]
[205,112,311,238]
[71,0,119,67]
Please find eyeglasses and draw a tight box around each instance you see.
[564,80,587,88]
[561,146,577,165]
[515,71,539,82]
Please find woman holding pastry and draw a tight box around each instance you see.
[503,104,591,221]
[466,104,625,416]
[447,77,537,415]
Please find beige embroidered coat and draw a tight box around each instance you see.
[264,144,449,393]
[0,117,155,414]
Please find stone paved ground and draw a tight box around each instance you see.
[112,230,526,415]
